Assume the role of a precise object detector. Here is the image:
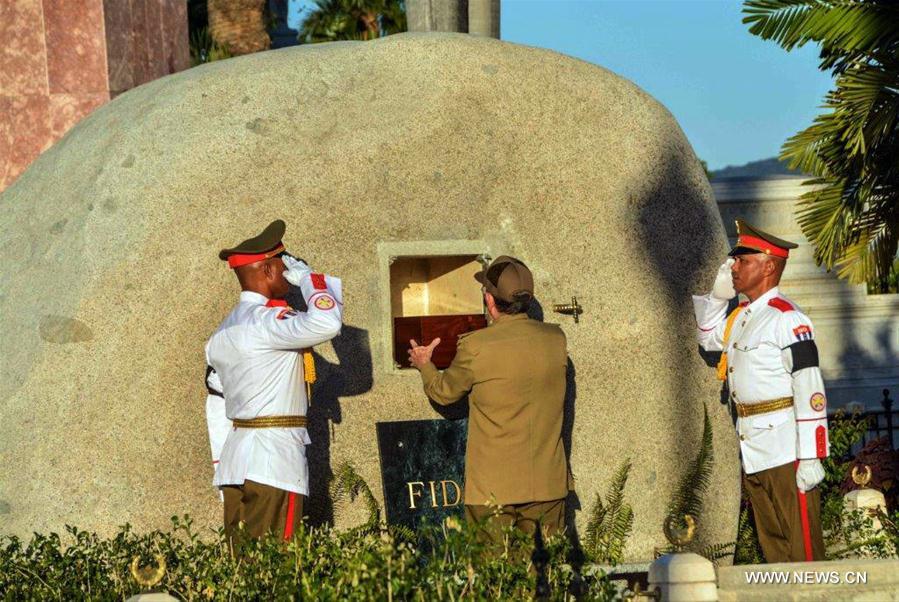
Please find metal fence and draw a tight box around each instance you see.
[828,388,895,458]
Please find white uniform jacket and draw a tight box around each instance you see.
[692,286,829,474]
[205,272,343,495]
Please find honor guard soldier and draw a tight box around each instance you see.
[408,256,570,548]
[204,219,343,541]
[693,220,829,563]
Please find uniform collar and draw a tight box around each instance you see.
[239,291,270,306]
[489,313,529,327]
[744,286,779,313]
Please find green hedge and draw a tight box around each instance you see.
[0,516,617,601]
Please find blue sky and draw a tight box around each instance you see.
[288,0,834,171]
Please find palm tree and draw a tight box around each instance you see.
[298,0,407,44]
[743,0,899,292]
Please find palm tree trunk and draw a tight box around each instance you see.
[207,0,270,55]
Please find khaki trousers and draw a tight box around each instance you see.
[465,498,566,547]
[222,480,304,542]
[743,461,825,563]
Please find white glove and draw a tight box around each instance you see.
[711,258,736,300]
[282,255,312,286]
[796,459,825,492]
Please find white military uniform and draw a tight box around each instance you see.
[692,286,829,474]
[205,271,342,496]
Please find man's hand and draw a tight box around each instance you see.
[796,459,825,492]
[408,338,441,369]
[282,255,313,286]
[711,258,736,300]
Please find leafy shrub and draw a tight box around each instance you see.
[0,515,618,600]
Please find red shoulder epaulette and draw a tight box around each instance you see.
[768,297,795,312]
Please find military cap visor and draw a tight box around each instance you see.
[219,219,287,269]
[728,219,798,259]
[474,255,534,303]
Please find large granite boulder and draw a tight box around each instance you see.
[0,33,738,560]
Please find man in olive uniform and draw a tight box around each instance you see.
[205,219,343,541]
[408,256,569,544]
[693,220,829,562]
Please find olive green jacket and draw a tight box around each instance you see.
[419,313,569,505]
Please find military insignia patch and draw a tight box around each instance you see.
[793,324,813,341]
[809,392,826,412]
[276,308,298,320]
[314,296,335,310]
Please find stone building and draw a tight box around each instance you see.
[0,0,190,192]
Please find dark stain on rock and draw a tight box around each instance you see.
[246,118,267,134]
[241,96,250,104]
[39,315,94,344]
[50,219,67,234]
[482,64,499,75]
[103,198,118,212]
[87,203,94,211]
[0,499,9,514]
[122,154,135,168]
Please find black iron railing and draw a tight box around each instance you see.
[829,388,895,457]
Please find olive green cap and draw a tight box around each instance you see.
[219,219,286,268]
[474,255,534,302]
[728,219,797,258]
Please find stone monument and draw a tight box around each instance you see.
[0,33,738,562]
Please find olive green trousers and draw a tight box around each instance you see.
[222,480,304,542]
[743,461,825,563]
[464,498,566,547]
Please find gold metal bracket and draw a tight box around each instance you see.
[553,297,584,323]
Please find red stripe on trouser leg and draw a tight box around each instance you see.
[283,492,297,540]
[795,461,814,561]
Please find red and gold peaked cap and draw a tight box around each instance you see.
[219,219,286,269]
[728,219,797,259]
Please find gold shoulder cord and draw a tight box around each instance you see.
[303,349,316,403]
[716,305,745,381]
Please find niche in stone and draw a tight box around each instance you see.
[390,255,488,369]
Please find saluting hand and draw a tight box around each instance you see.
[408,338,441,369]
[711,258,736,300]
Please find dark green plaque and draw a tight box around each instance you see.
[376,419,467,528]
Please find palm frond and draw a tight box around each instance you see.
[747,0,899,291]
[743,1,899,60]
